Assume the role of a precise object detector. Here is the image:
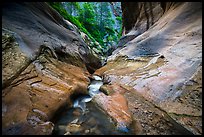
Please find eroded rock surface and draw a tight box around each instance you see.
[95,2,202,135]
[2,2,202,135]
[2,2,101,135]
[2,2,101,73]
[93,87,132,133]
[2,50,91,135]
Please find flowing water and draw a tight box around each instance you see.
[52,75,133,135]
[52,101,132,135]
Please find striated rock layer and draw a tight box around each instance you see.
[2,2,101,75]
[2,2,101,135]
[2,2,202,135]
[95,2,202,135]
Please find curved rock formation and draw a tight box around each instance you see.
[2,2,101,135]
[2,2,202,135]
[95,2,202,135]
[2,2,101,75]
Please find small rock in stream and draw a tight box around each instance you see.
[92,75,102,81]
[58,125,66,131]
[70,118,79,124]
[64,131,71,135]
[117,122,129,133]
[84,129,90,134]
[66,123,82,133]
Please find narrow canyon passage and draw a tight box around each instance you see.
[51,75,135,135]
[50,73,195,135]
[2,2,202,135]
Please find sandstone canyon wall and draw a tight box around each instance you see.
[95,2,202,135]
[2,2,202,135]
[2,2,101,135]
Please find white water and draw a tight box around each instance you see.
[73,95,92,112]
[73,75,103,112]
[92,75,102,81]
[88,80,103,97]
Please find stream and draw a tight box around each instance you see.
[52,75,133,135]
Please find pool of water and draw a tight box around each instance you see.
[52,101,133,135]
[52,75,135,135]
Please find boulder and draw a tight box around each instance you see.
[93,92,132,133]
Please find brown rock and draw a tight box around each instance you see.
[99,85,113,95]
[2,2,102,74]
[93,92,132,132]
[72,109,82,116]
[132,119,143,135]
[66,123,82,133]
[95,2,201,135]
[2,53,90,135]
[2,2,103,134]
[100,83,129,96]
[86,117,97,127]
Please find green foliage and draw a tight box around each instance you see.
[47,2,96,43]
[77,2,104,46]
[48,2,122,55]
[64,2,80,16]
[118,25,123,39]
[105,26,115,35]
[116,16,122,22]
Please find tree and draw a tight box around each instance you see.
[48,2,122,55]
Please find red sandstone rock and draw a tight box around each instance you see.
[93,92,132,132]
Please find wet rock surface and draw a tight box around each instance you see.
[53,102,134,135]
[95,2,202,135]
[2,2,202,135]
[2,2,102,135]
[2,52,90,135]
[86,75,134,134]
[52,75,136,135]
[93,92,132,133]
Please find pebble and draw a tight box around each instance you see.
[58,125,66,131]
[94,129,102,134]
[66,123,81,133]
[167,122,173,127]
[70,118,78,124]
[144,110,147,113]
[72,109,81,116]
[86,117,97,126]
[134,104,141,109]
[85,129,90,134]
[64,131,71,135]
[90,126,97,133]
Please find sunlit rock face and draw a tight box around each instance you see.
[93,92,132,132]
[2,42,91,134]
[95,2,202,135]
[2,2,101,135]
